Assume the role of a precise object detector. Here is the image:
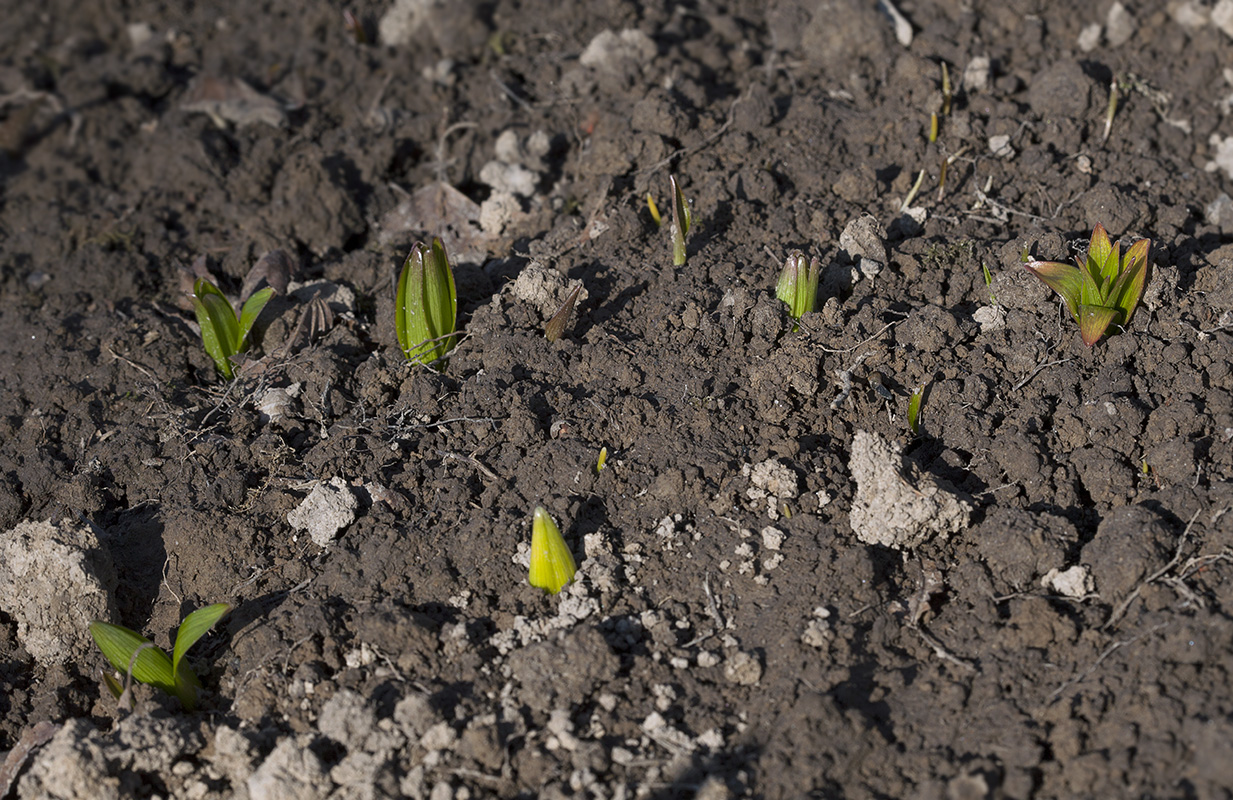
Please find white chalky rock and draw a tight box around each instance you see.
[287,477,358,546]
[848,430,971,550]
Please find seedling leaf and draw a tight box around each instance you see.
[1088,223,1113,276]
[908,384,925,435]
[670,175,691,266]
[237,288,275,348]
[1078,305,1119,347]
[528,506,576,594]
[1111,238,1150,320]
[89,622,177,697]
[172,603,231,682]
[646,193,662,227]
[1024,260,1083,320]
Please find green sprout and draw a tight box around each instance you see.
[908,384,925,435]
[192,279,274,380]
[941,62,951,115]
[528,506,576,594]
[1103,75,1120,143]
[776,250,820,329]
[1023,223,1151,347]
[89,603,231,711]
[981,261,998,305]
[596,446,608,473]
[646,193,663,227]
[395,237,458,365]
[669,174,691,266]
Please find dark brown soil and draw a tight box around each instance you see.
[4,0,1233,797]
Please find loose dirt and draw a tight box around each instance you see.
[4,1,1233,797]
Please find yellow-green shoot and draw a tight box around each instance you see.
[670,175,691,266]
[776,251,820,329]
[646,193,662,227]
[596,446,608,473]
[395,237,458,364]
[529,506,576,594]
[89,603,231,711]
[192,279,274,380]
[1023,223,1150,347]
[908,384,925,435]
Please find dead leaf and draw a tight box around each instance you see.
[378,181,492,264]
[181,76,286,129]
[242,249,294,302]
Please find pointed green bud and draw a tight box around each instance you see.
[395,237,458,365]
[670,175,691,266]
[775,251,821,321]
[529,506,576,594]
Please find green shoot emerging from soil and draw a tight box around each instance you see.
[908,384,925,435]
[192,279,274,380]
[89,603,231,711]
[981,261,997,305]
[1023,223,1151,347]
[670,174,691,266]
[529,506,576,594]
[776,250,820,328]
[646,193,662,227]
[596,446,608,473]
[396,237,458,364]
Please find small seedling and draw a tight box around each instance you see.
[1103,75,1120,143]
[776,250,820,329]
[941,62,951,116]
[1023,223,1151,347]
[908,384,925,435]
[89,603,231,711]
[669,174,691,266]
[981,261,997,305]
[544,284,582,342]
[192,279,274,380]
[395,237,458,364]
[900,168,926,212]
[528,506,576,594]
[928,112,939,143]
[646,193,662,227]
[596,446,608,473]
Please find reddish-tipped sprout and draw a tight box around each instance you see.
[544,284,582,342]
[1023,224,1151,347]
